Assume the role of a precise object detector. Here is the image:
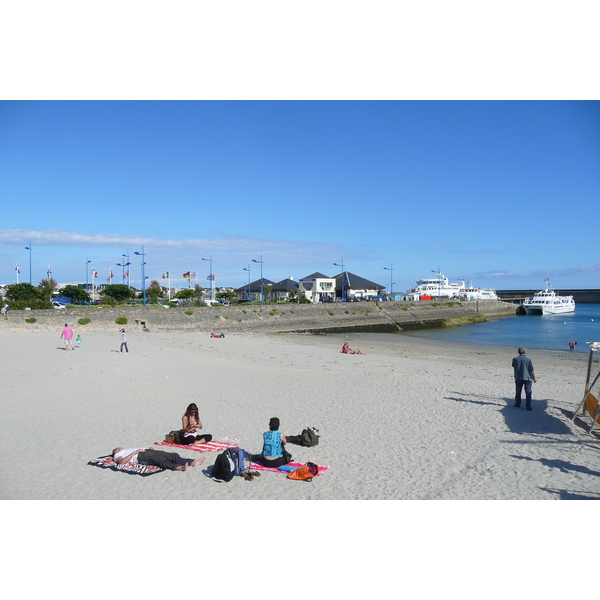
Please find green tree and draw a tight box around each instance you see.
[6,283,38,302]
[38,277,58,302]
[5,282,50,309]
[102,284,135,303]
[192,283,204,304]
[174,289,195,301]
[59,285,91,304]
[146,280,163,303]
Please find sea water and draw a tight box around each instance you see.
[402,304,600,353]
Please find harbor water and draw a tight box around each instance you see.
[401,303,600,353]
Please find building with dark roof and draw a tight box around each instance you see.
[333,271,385,300]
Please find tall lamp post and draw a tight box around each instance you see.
[85,259,91,295]
[121,252,131,287]
[117,257,131,286]
[25,243,32,284]
[202,256,214,301]
[333,260,345,302]
[243,267,251,302]
[252,255,264,304]
[384,264,394,297]
[134,246,147,306]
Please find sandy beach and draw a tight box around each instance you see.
[3,325,599,597]
[1,327,598,501]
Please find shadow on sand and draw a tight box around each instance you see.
[556,407,600,440]
[509,454,600,478]
[446,394,573,435]
[538,487,600,500]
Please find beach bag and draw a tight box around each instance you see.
[166,429,184,444]
[230,447,252,476]
[300,427,320,447]
[212,449,235,482]
[287,462,319,481]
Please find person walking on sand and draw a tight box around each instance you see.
[118,328,128,353]
[76,334,82,348]
[61,323,74,350]
[111,447,205,471]
[512,347,537,411]
[1,302,9,319]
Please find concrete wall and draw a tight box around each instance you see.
[1,299,516,334]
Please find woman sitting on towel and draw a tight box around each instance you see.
[181,403,213,446]
[255,417,291,468]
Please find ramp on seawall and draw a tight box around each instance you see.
[3,300,516,335]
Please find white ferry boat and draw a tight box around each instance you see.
[456,287,499,301]
[522,279,575,315]
[411,271,465,298]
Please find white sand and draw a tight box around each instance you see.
[1,328,598,501]
[3,327,598,596]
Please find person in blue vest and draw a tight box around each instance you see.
[512,347,537,411]
[255,417,292,468]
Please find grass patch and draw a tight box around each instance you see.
[25,317,37,324]
[185,310,193,316]
[328,311,334,316]
[78,317,91,325]
[115,317,128,325]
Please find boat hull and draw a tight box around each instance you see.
[523,302,575,315]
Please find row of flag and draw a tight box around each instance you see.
[14,263,214,283]
[162,271,214,281]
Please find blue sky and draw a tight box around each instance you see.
[1,100,598,293]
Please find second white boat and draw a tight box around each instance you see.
[522,279,575,315]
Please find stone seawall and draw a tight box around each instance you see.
[2,300,516,334]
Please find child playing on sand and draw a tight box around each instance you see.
[76,334,82,348]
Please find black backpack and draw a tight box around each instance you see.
[212,449,235,482]
[300,427,320,447]
[212,447,252,482]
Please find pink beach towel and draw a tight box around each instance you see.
[154,440,236,453]
[250,461,330,476]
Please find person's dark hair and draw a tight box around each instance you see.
[269,417,280,431]
[518,347,526,355]
[185,403,199,420]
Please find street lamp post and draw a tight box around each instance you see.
[252,255,264,304]
[243,267,251,301]
[85,259,91,295]
[117,257,131,286]
[333,260,345,302]
[121,252,131,287]
[202,256,214,301]
[134,246,147,307]
[25,243,32,284]
[384,265,394,297]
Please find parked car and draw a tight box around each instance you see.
[52,301,66,309]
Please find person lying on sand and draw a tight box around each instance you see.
[342,342,365,355]
[111,447,205,471]
[210,332,225,338]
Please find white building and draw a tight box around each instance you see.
[299,272,336,303]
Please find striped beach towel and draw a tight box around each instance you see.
[88,456,163,476]
[250,461,330,476]
[154,440,236,453]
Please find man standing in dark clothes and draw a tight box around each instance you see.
[512,347,537,411]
